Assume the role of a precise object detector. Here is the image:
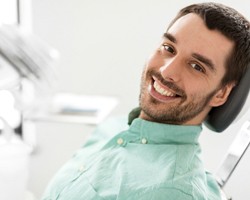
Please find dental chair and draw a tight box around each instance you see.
[214,120,250,200]
[205,65,250,199]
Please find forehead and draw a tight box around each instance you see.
[166,13,234,74]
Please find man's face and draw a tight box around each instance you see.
[139,13,234,125]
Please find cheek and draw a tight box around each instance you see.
[183,80,204,97]
[146,51,164,69]
[185,81,213,100]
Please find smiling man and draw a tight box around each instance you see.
[42,3,250,200]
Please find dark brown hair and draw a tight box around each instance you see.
[168,2,250,86]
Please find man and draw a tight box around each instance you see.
[42,2,250,200]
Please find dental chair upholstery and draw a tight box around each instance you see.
[205,65,250,133]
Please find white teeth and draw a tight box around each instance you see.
[153,81,176,97]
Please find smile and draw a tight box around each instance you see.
[153,81,176,97]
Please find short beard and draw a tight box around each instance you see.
[139,68,218,125]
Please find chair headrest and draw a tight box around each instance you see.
[205,65,250,132]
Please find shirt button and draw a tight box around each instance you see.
[78,165,85,172]
[141,138,147,144]
[117,138,124,145]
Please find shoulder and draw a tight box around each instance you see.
[83,116,129,147]
[95,116,129,136]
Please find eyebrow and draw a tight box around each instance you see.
[163,32,177,43]
[163,32,216,73]
[192,53,216,72]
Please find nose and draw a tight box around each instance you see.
[160,57,182,82]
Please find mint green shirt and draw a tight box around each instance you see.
[42,117,222,200]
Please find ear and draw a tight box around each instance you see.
[209,83,235,107]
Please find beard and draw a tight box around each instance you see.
[139,68,218,125]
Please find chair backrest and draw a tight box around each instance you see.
[215,120,250,188]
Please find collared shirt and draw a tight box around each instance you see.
[42,117,222,200]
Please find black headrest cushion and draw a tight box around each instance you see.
[205,65,250,132]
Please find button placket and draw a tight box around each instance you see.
[117,138,124,145]
[141,138,147,144]
[78,164,85,173]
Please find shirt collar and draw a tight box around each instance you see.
[127,108,202,144]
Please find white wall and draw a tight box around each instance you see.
[31,0,250,114]
[30,0,250,199]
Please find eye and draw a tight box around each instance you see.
[190,63,205,73]
[162,44,175,54]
